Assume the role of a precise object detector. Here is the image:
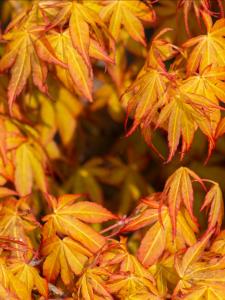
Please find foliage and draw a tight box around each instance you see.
[0,0,224,299]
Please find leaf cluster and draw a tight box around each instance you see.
[0,0,224,299]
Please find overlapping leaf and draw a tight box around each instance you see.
[0,197,39,258]
[14,141,48,196]
[161,167,202,234]
[100,0,155,45]
[0,117,48,196]
[48,29,93,101]
[44,0,112,68]
[41,234,91,285]
[0,260,30,300]
[174,231,225,298]
[156,85,219,161]
[123,67,168,135]
[183,14,225,74]
[0,4,65,111]
[180,66,225,144]
[201,182,224,233]
[76,267,112,300]
[107,273,160,300]
[10,260,48,298]
[42,193,116,252]
[123,195,196,267]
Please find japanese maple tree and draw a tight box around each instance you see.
[0,0,225,299]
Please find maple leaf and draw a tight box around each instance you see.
[107,273,159,300]
[0,4,66,111]
[42,193,116,252]
[200,182,224,233]
[10,260,48,298]
[123,195,197,267]
[176,231,213,276]
[183,14,225,74]
[156,85,219,161]
[14,141,48,196]
[100,0,155,45]
[123,67,168,135]
[179,66,225,153]
[0,117,49,196]
[184,65,225,92]
[174,230,216,296]
[0,197,39,259]
[137,211,169,268]
[148,254,178,298]
[161,167,203,235]
[41,234,91,285]
[44,0,111,69]
[48,29,93,101]
[100,237,155,283]
[0,259,30,300]
[76,267,112,300]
